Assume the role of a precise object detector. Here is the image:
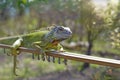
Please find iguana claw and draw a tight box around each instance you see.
[38,54,40,60]
[41,53,45,61]
[63,59,67,65]
[47,56,50,62]
[32,54,35,59]
[58,57,61,64]
[3,48,11,56]
[52,57,55,63]
[32,41,46,61]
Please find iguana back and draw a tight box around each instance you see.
[0,26,72,49]
[0,31,48,48]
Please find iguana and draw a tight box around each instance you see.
[0,25,72,75]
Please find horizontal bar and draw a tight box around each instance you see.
[0,44,40,54]
[0,44,120,68]
[46,52,120,68]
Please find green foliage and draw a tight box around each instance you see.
[105,1,120,50]
[79,0,106,42]
[104,0,120,30]
[110,27,120,49]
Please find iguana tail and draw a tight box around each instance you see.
[0,36,20,45]
[13,55,18,76]
[12,48,19,76]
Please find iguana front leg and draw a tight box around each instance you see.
[32,41,46,61]
[57,44,67,65]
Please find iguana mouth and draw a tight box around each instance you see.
[52,38,67,43]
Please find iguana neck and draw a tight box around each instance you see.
[43,31,55,42]
[44,30,66,43]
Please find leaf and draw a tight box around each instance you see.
[22,0,27,4]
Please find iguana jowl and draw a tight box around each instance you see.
[0,25,72,75]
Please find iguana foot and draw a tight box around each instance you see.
[38,49,46,61]
[52,56,55,63]
[7,52,12,56]
[47,56,51,62]
[32,41,46,60]
[41,53,46,61]
[3,48,12,56]
[63,59,67,65]
[32,50,45,61]
[7,53,12,56]
[58,50,67,65]
[32,53,41,60]
[58,57,61,64]
[38,54,40,60]
[32,54,35,59]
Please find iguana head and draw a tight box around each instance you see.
[47,26,72,42]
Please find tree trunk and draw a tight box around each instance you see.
[81,40,93,71]
[86,41,93,55]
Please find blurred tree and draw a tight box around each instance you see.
[110,0,120,49]
[110,27,120,49]
[0,0,47,20]
[110,0,120,29]
[0,0,47,37]
[78,0,106,70]
[104,0,118,30]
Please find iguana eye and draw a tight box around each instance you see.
[59,27,64,31]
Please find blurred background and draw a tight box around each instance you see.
[0,0,120,80]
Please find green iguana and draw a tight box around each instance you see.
[0,25,72,75]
